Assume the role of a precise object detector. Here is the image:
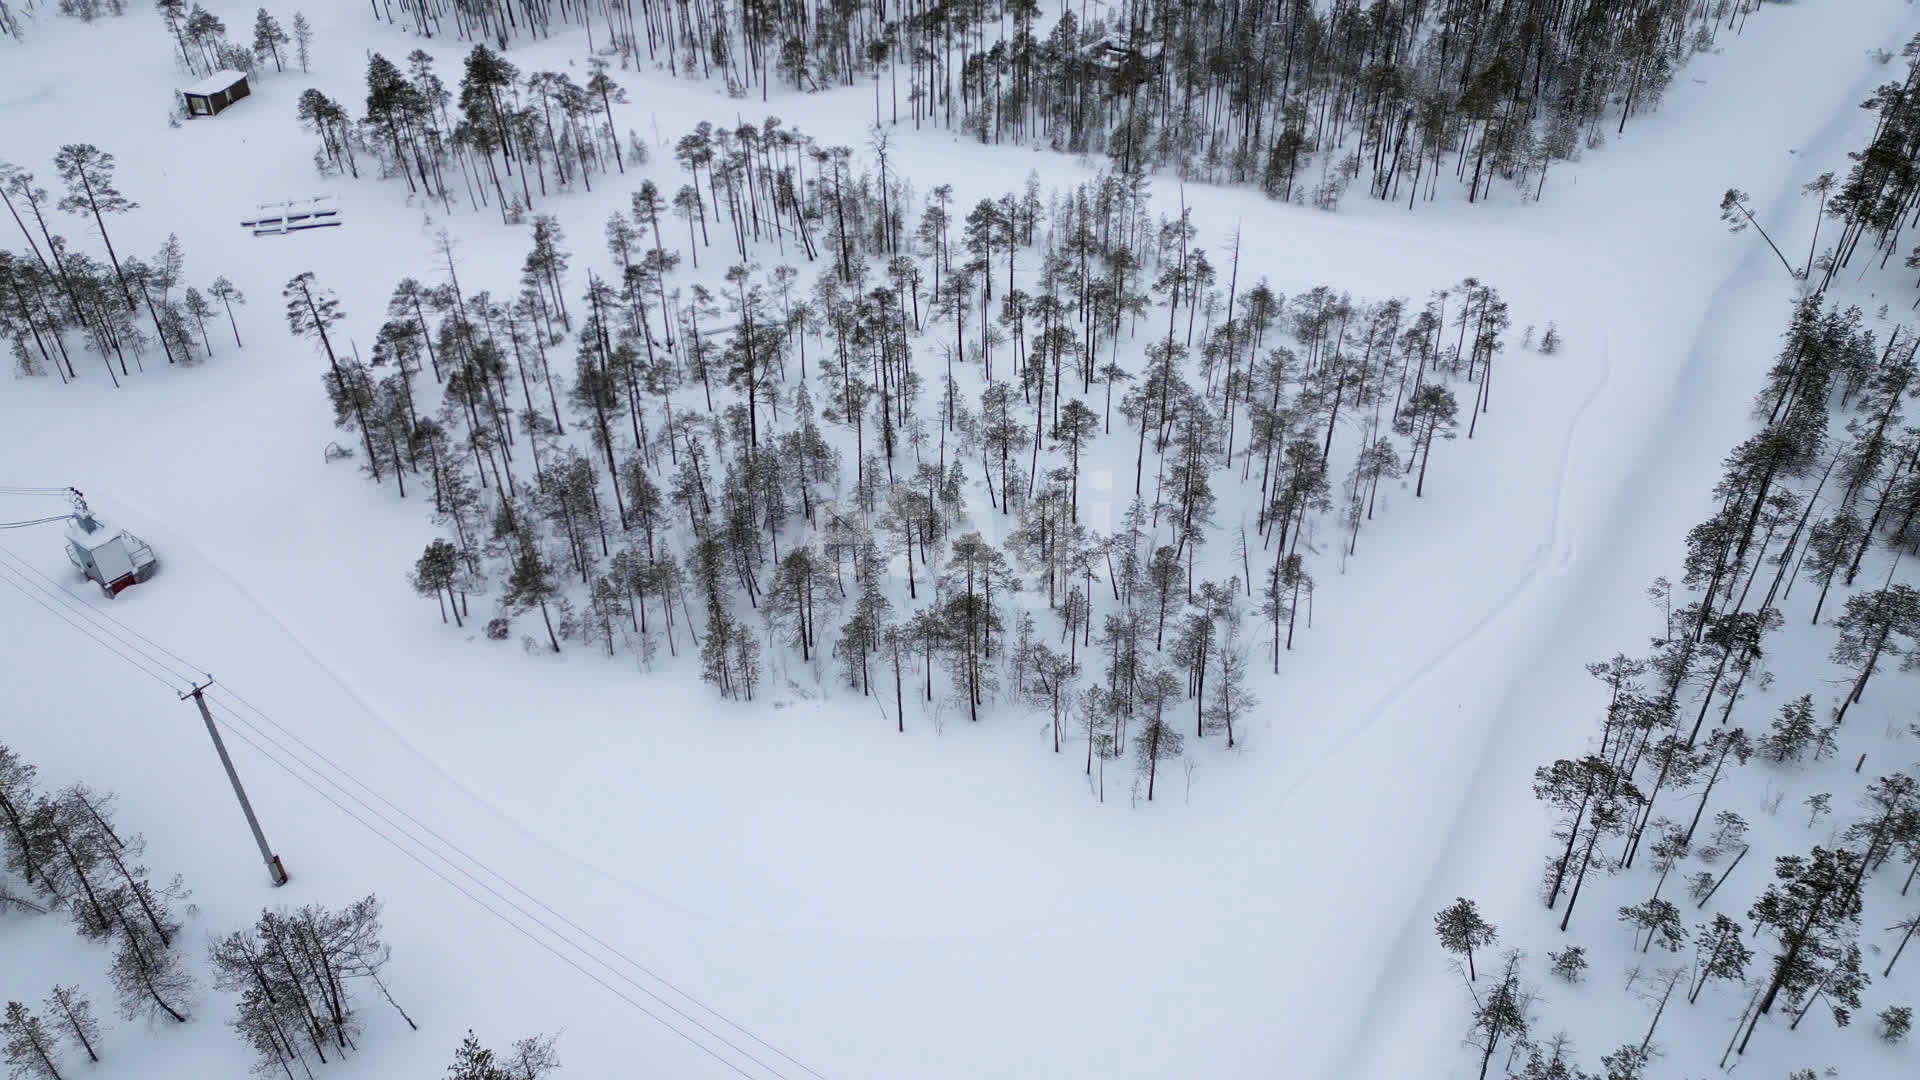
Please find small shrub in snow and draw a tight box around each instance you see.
[1812,720,1840,761]
[1881,1004,1913,1044]
[1685,870,1716,905]
[1599,1043,1648,1080]
[1547,945,1587,982]
[485,617,511,641]
[1714,810,1750,844]
[1703,810,1749,862]
[1805,792,1831,828]
[1539,323,1561,354]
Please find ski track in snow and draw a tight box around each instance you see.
[1273,327,1607,811]
[1336,9,1920,1075]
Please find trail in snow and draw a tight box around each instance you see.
[1337,7,1920,1077]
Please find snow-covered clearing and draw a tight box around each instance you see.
[3,2,1917,1078]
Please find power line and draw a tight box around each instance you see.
[0,515,77,530]
[212,684,833,1080]
[0,544,206,679]
[0,546,829,1080]
[0,546,201,686]
[0,563,184,692]
[202,697,801,1080]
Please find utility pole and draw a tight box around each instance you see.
[183,680,289,887]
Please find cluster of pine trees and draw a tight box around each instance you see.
[442,1029,561,1080]
[3,742,428,1077]
[0,145,247,385]
[152,2,315,80]
[1430,295,1920,1077]
[1816,33,1920,297]
[294,44,637,223]
[0,741,196,1031]
[149,0,295,77]
[287,110,1523,798]
[1731,32,1920,298]
[207,896,418,1079]
[0,0,126,36]
[361,0,1776,206]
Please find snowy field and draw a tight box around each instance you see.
[4,2,1919,1079]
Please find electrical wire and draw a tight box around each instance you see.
[0,564,813,1080]
[0,544,207,681]
[202,697,800,1080]
[212,682,833,1080]
[0,515,77,530]
[0,546,203,687]
[0,546,830,1080]
[0,563,184,693]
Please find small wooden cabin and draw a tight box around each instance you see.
[182,70,250,117]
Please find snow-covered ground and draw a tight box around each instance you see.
[3,2,1917,1078]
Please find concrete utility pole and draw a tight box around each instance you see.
[183,680,289,887]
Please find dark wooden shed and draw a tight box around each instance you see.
[182,70,250,117]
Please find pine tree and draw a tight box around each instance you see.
[290,12,311,72]
[251,9,287,71]
[1132,667,1182,801]
[1616,898,1682,953]
[108,915,191,1023]
[1881,1004,1914,1043]
[1203,595,1254,749]
[1,1002,61,1080]
[156,0,191,67]
[1559,779,1638,933]
[1433,897,1497,980]
[1787,941,1868,1032]
[1534,755,1620,908]
[1744,846,1864,1048]
[412,539,463,626]
[504,1033,561,1079]
[207,275,245,347]
[446,1031,509,1080]
[285,272,382,477]
[1828,584,1920,725]
[1396,383,1459,497]
[0,744,42,888]
[41,987,99,1064]
[1028,643,1079,753]
[1466,952,1529,1080]
[939,532,1013,723]
[503,541,562,653]
[52,144,137,312]
[1688,914,1751,1003]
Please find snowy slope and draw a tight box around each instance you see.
[2,3,1916,1080]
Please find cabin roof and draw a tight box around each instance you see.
[183,70,248,96]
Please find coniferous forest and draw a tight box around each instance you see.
[5,3,1920,1080]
